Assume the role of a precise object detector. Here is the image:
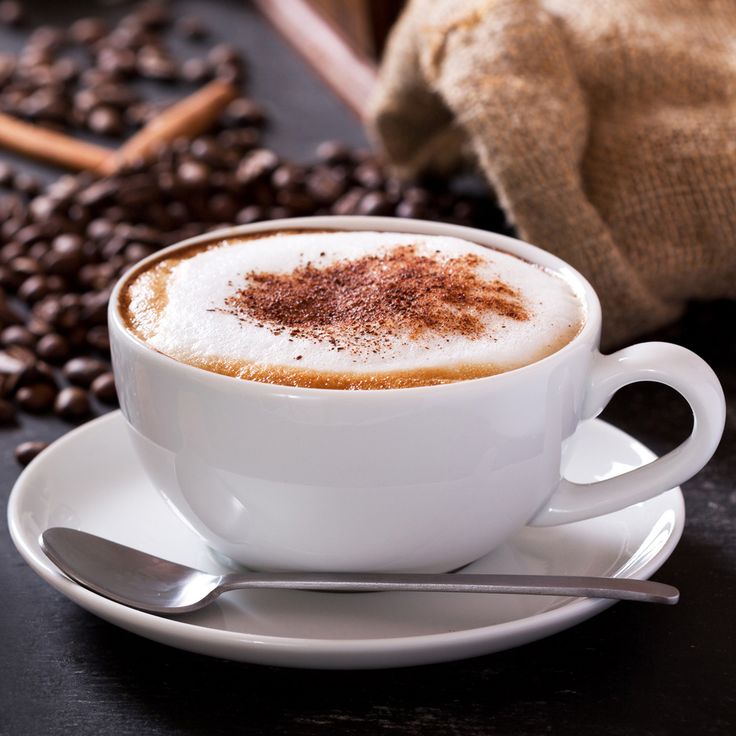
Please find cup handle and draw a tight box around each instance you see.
[530,342,725,526]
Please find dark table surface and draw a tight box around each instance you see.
[1,2,735,735]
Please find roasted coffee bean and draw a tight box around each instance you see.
[306,168,348,203]
[18,275,49,303]
[177,160,209,187]
[63,357,108,387]
[137,47,178,81]
[15,441,48,466]
[354,162,384,190]
[69,17,108,45]
[12,172,40,196]
[10,256,41,277]
[332,188,365,216]
[0,292,24,324]
[91,372,117,404]
[395,199,427,219]
[0,397,16,424]
[181,57,211,84]
[42,250,81,276]
[1,242,23,263]
[1,325,36,349]
[16,383,57,413]
[357,191,393,216]
[54,386,90,420]
[88,106,124,136]
[86,326,110,353]
[28,241,49,261]
[236,205,265,224]
[236,149,279,184]
[123,242,154,263]
[35,333,70,363]
[316,140,352,164]
[224,98,265,127]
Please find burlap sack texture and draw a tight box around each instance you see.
[368,0,736,347]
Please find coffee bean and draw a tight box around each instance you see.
[177,160,209,187]
[86,326,110,353]
[2,325,36,349]
[332,188,365,216]
[17,383,57,413]
[15,441,48,466]
[18,275,49,303]
[63,356,108,387]
[357,191,393,216]
[69,17,108,45]
[180,57,211,84]
[91,372,117,404]
[35,333,70,363]
[316,140,352,164]
[236,149,279,184]
[306,168,348,203]
[54,386,90,420]
[0,397,16,424]
[88,105,124,136]
[354,162,384,190]
[236,205,265,224]
[395,199,427,219]
[137,47,178,81]
[224,98,265,128]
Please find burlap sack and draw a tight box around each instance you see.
[368,0,736,346]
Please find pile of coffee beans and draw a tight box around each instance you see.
[0,0,242,138]
[0,2,507,466]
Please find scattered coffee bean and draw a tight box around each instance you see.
[69,17,108,45]
[35,333,70,363]
[15,441,48,466]
[16,383,57,413]
[62,357,108,387]
[54,386,90,420]
[90,372,117,404]
[88,106,124,136]
[1,325,36,349]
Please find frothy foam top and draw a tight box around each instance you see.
[122,231,584,388]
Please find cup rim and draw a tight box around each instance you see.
[108,216,602,395]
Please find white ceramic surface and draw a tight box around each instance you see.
[107,217,724,572]
[8,411,685,670]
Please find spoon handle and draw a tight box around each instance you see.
[219,573,679,604]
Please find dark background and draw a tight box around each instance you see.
[1,2,734,734]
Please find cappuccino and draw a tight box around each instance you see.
[120,230,584,389]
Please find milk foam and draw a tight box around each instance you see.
[125,231,584,382]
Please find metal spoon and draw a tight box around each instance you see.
[40,527,679,615]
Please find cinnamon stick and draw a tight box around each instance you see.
[99,80,238,175]
[0,112,112,172]
[0,80,238,176]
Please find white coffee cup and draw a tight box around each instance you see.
[108,216,726,573]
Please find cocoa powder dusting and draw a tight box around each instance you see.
[222,245,529,352]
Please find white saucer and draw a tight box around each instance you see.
[8,411,684,670]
